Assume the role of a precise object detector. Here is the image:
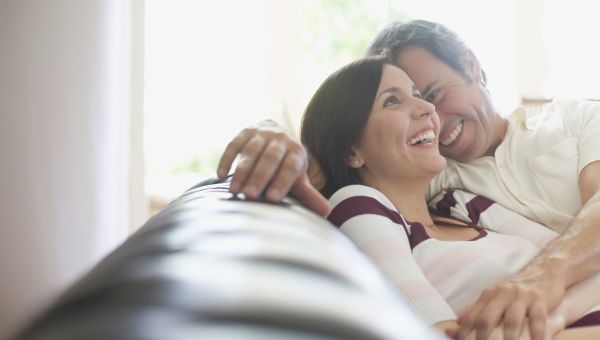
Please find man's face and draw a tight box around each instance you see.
[395,46,499,162]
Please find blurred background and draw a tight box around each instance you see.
[144,0,600,214]
[1,0,599,338]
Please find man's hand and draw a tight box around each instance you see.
[457,264,565,340]
[217,120,331,216]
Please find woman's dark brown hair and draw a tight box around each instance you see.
[301,55,389,198]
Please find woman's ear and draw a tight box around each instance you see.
[347,148,364,169]
[462,49,483,84]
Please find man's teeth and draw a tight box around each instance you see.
[440,122,463,146]
[409,130,435,146]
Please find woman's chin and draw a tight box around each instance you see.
[425,155,448,175]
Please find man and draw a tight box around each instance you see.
[217,20,600,340]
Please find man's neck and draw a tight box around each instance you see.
[484,116,509,157]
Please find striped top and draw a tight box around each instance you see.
[328,185,559,325]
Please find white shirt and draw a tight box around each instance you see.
[428,99,600,233]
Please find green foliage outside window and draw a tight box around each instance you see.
[302,0,410,67]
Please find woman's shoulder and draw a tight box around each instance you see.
[327,184,407,227]
[329,184,392,206]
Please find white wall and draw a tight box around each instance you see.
[0,1,140,338]
[517,0,546,99]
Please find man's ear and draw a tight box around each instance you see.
[462,49,483,84]
[347,148,364,169]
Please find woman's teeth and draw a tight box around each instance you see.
[440,121,463,146]
[409,130,435,146]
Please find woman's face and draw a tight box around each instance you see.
[351,64,447,184]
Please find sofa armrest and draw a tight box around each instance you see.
[16,179,443,340]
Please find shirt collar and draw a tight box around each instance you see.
[509,106,535,130]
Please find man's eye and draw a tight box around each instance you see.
[425,89,440,103]
[383,96,400,107]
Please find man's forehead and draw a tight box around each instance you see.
[394,47,451,88]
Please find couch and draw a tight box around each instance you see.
[15,177,443,339]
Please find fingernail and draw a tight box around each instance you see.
[230,181,240,193]
[217,168,226,178]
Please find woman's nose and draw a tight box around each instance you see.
[413,98,435,119]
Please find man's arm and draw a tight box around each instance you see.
[458,160,600,340]
[217,120,330,216]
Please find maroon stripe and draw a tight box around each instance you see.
[567,310,600,328]
[465,195,494,225]
[404,222,431,249]
[470,228,488,241]
[328,196,407,228]
[328,196,433,250]
[434,189,456,216]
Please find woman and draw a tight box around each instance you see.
[300,54,600,339]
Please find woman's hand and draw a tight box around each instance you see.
[217,120,331,216]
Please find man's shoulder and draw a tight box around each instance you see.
[540,98,599,118]
[507,98,586,132]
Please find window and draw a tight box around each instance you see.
[542,0,600,99]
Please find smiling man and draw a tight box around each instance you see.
[217,20,600,340]
[364,20,600,340]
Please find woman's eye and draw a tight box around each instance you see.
[383,96,400,108]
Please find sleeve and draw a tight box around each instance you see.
[428,189,559,248]
[561,99,600,174]
[329,185,457,325]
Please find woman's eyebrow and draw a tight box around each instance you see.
[375,86,399,99]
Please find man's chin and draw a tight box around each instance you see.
[441,147,478,163]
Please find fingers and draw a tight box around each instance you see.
[457,289,493,339]
[228,133,268,194]
[239,145,330,216]
[459,286,550,340]
[217,127,254,179]
[264,145,307,202]
[216,120,330,216]
[242,140,287,199]
[459,286,515,340]
[503,300,527,340]
[217,120,280,179]
[528,301,547,340]
[290,176,331,217]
